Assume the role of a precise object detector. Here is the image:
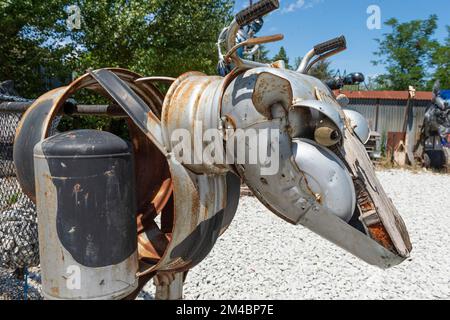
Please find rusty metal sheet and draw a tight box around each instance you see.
[161,72,230,175]
[137,155,229,275]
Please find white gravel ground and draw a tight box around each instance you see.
[143,169,450,300]
[1,169,449,300]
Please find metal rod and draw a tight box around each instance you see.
[0,101,128,118]
[64,104,128,118]
[0,101,32,113]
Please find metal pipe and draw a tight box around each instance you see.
[225,19,268,70]
[0,101,32,113]
[135,77,176,84]
[64,104,128,118]
[304,48,346,74]
[0,101,128,118]
[297,48,315,74]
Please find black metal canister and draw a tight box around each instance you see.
[34,129,138,300]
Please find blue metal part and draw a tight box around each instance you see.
[23,267,28,301]
[439,89,450,102]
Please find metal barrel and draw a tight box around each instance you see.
[34,129,138,300]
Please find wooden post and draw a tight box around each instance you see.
[404,86,417,166]
[396,86,417,166]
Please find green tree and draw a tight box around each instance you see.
[0,0,233,98]
[308,60,334,80]
[0,0,74,97]
[272,46,291,69]
[294,56,334,80]
[1,0,233,136]
[430,26,450,88]
[69,0,233,78]
[254,44,271,64]
[372,15,439,90]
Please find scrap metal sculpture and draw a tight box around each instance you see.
[12,0,412,299]
[416,81,450,168]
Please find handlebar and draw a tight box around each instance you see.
[225,34,284,61]
[298,35,347,74]
[236,0,279,27]
[219,0,346,74]
[314,36,346,55]
[223,0,281,70]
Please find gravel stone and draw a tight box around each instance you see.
[1,169,449,300]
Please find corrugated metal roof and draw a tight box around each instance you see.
[333,90,433,101]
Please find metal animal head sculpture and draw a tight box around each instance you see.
[13,0,411,299]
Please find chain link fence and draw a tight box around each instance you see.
[0,105,41,270]
[0,80,42,270]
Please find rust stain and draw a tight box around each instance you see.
[73,184,81,193]
[51,287,60,296]
[368,223,395,252]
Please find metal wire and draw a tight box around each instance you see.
[0,82,61,270]
[0,109,40,270]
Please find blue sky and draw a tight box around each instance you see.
[234,0,450,79]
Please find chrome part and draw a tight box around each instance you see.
[221,66,411,264]
[291,99,345,139]
[336,94,349,107]
[343,109,371,144]
[314,119,341,147]
[135,76,176,85]
[292,139,356,222]
[298,204,405,268]
[297,48,315,74]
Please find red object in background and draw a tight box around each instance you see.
[332,90,433,101]
[387,132,406,155]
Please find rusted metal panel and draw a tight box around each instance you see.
[335,90,433,101]
[161,71,229,175]
[387,132,406,155]
[344,99,427,141]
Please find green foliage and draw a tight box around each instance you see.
[430,26,450,88]
[308,60,334,80]
[0,0,74,97]
[68,0,233,77]
[372,15,441,91]
[0,0,233,98]
[0,0,233,135]
[6,193,20,206]
[254,44,271,64]
[272,46,291,69]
